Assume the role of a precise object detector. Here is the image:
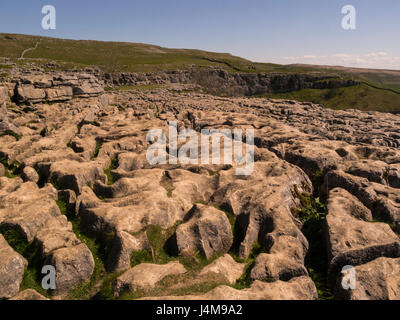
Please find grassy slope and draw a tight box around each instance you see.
[259,84,400,113]
[1,33,400,112]
[0,33,253,73]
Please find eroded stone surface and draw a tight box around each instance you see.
[143,276,318,300]
[335,257,400,300]
[325,187,400,281]
[198,254,246,284]
[1,70,400,300]
[10,289,49,300]
[113,261,186,297]
[0,234,27,299]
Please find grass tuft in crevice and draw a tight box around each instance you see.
[104,156,118,185]
[293,189,333,300]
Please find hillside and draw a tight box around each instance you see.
[0,33,254,73]
[0,33,400,112]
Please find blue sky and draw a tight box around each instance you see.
[1,0,399,69]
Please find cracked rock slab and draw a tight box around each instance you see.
[143,276,317,300]
[0,234,27,299]
[325,188,400,280]
[113,261,187,297]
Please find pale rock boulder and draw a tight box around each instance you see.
[0,181,95,297]
[284,140,343,178]
[335,257,400,300]
[10,289,49,300]
[325,188,400,279]
[0,86,9,103]
[199,254,246,284]
[0,102,20,136]
[0,182,61,241]
[44,243,95,296]
[346,160,388,185]
[106,230,151,272]
[172,204,233,259]
[387,163,400,188]
[144,276,318,300]
[45,86,73,102]
[79,169,215,235]
[48,159,106,194]
[250,253,308,282]
[0,163,4,177]
[72,75,104,97]
[34,215,81,256]
[323,170,377,208]
[324,170,400,223]
[98,94,110,108]
[211,161,310,261]
[113,261,186,297]
[16,84,46,103]
[21,166,39,183]
[0,234,27,299]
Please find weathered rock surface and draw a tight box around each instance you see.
[21,166,39,183]
[101,68,358,96]
[106,230,151,272]
[0,234,27,299]
[1,68,400,300]
[250,253,308,282]
[325,188,400,280]
[9,289,49,300]
[335,257,400,300]
[143,276,318,300]
[12,71,104,103]
[113,261,186,297]
[45,243,95,295]
[0,180,94,297]
[0,102,20,136]
[172,204,233,259]
[198,254,246,284]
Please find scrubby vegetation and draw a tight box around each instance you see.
[0,157,22,178]
[259,83,400,113]
[293,190,333,300]
[104,156,118,185]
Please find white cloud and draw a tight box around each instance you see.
[365,51,388,57]
[334,53,353,58]
[269,52,400,70]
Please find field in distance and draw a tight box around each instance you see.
[1,33,399,112]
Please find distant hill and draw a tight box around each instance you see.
[0,33,399,112]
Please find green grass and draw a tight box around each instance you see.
[53,197,109,300]
[160,172,174,197]
[55,199,67,215]
[0,157,22,178]
[292,190,333,300]
[0,130,22,141]
[0,33,253,73]
[90,222,226,299]
[91,139,102,159]
[91,271,124,300]
[258,84,400,113]
[142,222,219,272]
[104,156,118,185]
[229,242,264,290]
[2,33,400,112]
